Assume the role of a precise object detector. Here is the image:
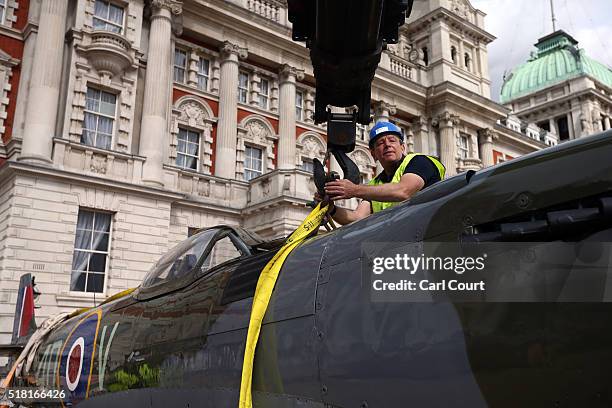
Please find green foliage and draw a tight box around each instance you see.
[138,363,160,388]
[108,370,138,392]
[106,363,160,392]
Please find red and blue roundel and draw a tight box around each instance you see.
[57,311,102,406]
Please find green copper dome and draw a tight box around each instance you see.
[500,31,612,103]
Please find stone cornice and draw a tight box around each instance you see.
[509,87,612,117]
[242,195,311,216]
[428,81,509,120]
[1,161,185,201]
[494,123,548,150]
[0,24,24,41]
[404,7,496,44]
[182,1,299,62]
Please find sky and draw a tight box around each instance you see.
[470,0,612,101]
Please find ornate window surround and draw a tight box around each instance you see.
[0,0,19,29]
[350,146,376,183]
[92,0,126,34]
[174,38,220,96]
[237,62,280,113]
[170,95,216,174]
[236,115,277,180]
[69,73,134,153]
[296,131,326,168]
[0,47,17,138]
[83,0,138,44]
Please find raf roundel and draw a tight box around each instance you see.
[57,311,102,406]
[65,337,85,392]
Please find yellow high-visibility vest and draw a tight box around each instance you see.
[368,154,445,213]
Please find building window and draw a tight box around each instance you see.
[359,172,370,184]
[464,53,471,71]
[82,87,116,150]
[197,57,210,91]
[71,210,112,293]
[422,47,429,66]
[174,49,187,83]
[176,128,200,170]
[244,145,263,181]
[451,46,457,64]
[538,121,551,132]
[259,78,269,109]
[300,159,314,173]
[295,90,304,121]
[556,116,570,141]
[238,71,249,104]
[458,134,469,159]
[356,124,368,142]
[93,0,125,34]
[0,0,5,25]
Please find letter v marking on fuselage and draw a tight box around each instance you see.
[98,322,119,391]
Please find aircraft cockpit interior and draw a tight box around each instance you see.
[137,226,266,298]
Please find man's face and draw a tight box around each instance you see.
[370,133,405,165]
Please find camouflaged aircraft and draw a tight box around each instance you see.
[3,0,612,406]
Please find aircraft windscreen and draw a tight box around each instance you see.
[142,229,217,288]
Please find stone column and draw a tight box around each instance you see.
[477,41,491,98]
[458,39,465,68]
[591,108,603,133]
[12,1,40,142]
[373,101,396,123]
[18,0,68,163]
[478,128,497,168]
[139,0,183,187]
[433,112,460,176]
[566,112,574,139]
[604,116,611,131]
[549,118,556,136]
[405,126,415,153]
[277,64,304,170]
[215,41,247,179]
[412,116,430,154]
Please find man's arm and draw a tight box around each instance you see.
[329,200,372,225]
[324,173,425,202]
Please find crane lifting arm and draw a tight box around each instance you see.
[287,0,413,190]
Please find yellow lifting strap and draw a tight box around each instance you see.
[239,202,329,408]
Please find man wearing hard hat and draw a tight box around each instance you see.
[323,121,445,224]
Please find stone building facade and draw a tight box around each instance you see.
[0,0,553,343]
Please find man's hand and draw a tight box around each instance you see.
[324,179,361,201]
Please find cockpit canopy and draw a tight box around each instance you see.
[139,226,274,297]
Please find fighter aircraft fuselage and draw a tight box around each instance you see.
[13,129,612,407]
